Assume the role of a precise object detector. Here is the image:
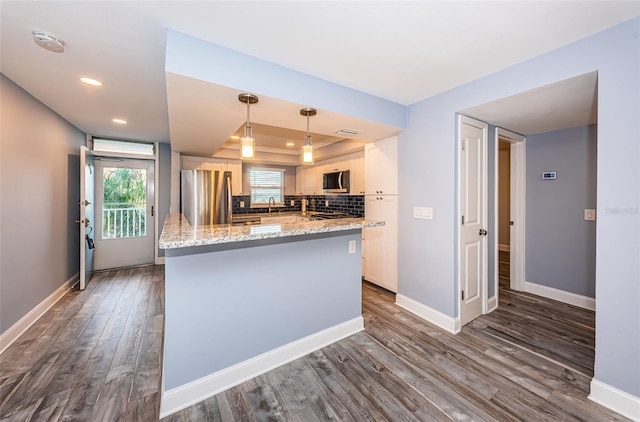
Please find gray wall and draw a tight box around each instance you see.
[164,232,362,389]
[526,125,597,297]
[1,74,86,333]
[399,18,639,396]
[157,142,172,258]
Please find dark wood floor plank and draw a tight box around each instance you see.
[0,265,631,422]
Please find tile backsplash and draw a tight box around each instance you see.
[232,195,364,217]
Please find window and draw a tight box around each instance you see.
[92,138,155,156]
[250,167,285,206]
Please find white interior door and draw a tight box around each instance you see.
[459,115,488,326]
[79,146,95,290]
[94,159,155,270]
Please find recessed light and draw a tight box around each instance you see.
[286,142,295,147]
[80,77,102,86]
[112,118,127,124]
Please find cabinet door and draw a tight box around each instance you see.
[305,166,321,195]
[364,195,398,292]
[324,156,349,172]
[296,166,308,195]
[349,151,365,195]
[181,156,205,170]
[227,160,243,196]
[365,136,398,195]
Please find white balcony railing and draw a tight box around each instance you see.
[102,203,146,239]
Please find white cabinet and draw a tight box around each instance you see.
[324,156,350,173]
[365,136,398,195]
[181,156,243,196]
[296,165,322,195]
[364,195,398,292]
[349,151,365,195]
[226,160,243,196]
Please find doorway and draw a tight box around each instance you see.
[94,158,155,270]
[494,128,526,297]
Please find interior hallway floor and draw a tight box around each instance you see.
[0,265,628,421]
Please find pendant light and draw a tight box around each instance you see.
[238,93,258,159]
[300,107,317,164]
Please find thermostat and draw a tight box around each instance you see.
[542,171,557,180]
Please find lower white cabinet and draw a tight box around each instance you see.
[363,195,398,292]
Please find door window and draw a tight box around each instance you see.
[101,167,147,239]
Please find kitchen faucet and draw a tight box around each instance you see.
[268,197,275,214]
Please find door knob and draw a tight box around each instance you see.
[479,228,488,236]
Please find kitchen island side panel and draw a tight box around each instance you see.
[163,232,362,390]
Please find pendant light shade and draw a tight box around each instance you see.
[238,93,258,159]
[300,107,317,164]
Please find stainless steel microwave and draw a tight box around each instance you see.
[323,170,350,193]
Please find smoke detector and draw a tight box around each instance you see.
[32,31,65,53]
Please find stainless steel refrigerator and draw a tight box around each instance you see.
[181,170,232,226]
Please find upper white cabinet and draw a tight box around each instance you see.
[323,156,350,173]
[226,160,243,196]
[181,156,243,196]
[365,136,398,195]
[349,151,365,195]
[296,165,322,195]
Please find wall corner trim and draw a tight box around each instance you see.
[0,272,79,354]
[487,296,498,313]
[159,316,364,418]
[155,257,166,265]
[396,294,460,334]
[589,379,640,421]
[524,281,595,311]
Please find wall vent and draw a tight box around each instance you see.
[335,128,362,136]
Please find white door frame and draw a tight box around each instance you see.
[494,128,526,293]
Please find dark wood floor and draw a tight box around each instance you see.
[0,265,628,421]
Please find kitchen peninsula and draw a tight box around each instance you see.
[158,213,383,417]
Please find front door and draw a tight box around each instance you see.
[459,115,488,326]
[79,146,95,290]
[94,159,155,270]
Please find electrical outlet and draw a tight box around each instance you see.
[290,200,295,206]
[348,240,356,254]
[240,201,245,208]
[325,200,329,207]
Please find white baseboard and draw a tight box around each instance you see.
[160,316,364,418]
[589,379,640,421]
[155,256,165,265]
[0,272,79,354]
[487,295,498,313]
[498,244,510,252]
[396,294,460,334]
[524,281,595,311]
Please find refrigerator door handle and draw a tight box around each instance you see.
[226,172,233,224]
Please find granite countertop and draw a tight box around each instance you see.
[159,213,384,250]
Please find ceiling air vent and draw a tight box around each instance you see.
[335,128,362,136]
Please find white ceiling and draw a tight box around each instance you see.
[1,2,638,159]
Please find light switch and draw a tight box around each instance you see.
[348,240,356,254]
[413,207,433,220]
[240,201,245,208]
[584,209,596,221]
[290,200,295,206]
